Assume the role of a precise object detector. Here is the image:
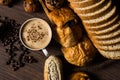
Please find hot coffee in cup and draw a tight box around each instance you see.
[19,18,52,56]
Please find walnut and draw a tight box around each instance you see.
[0,0,12,5]
[45,0,64,11]
[23,0,37,12]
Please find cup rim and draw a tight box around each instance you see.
[19,18,52,50]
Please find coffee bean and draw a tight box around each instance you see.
[15,61,21,68]
[4,42,8,46]
[1,17,8,21]
[12,46,18,51]
[12,66,19,71]
[23,55,29,63]
[11,64,16,67]
[20,45,26,51]
[6,56,13,65]
[0,22,3,27]
[24,51,30,55]
[0,16,38,71]
[19,63,25,67]
[11,59,16,63]
[6,60,11,65]
[5,49,10,53]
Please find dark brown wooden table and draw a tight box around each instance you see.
[0,0,120,80]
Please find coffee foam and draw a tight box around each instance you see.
[21,18,52,50]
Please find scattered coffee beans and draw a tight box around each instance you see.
[0,16,38,71]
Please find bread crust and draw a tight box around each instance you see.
[62,36,97,66]
[69,72,91,80]
[39,0,97,65]
[45,0,64,11]
[68,0,120,59]
[44,55,63,80]
[49,7,83,47]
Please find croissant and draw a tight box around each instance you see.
[49,7,83,47]
[39,0,97,66]
[62,36,97,66]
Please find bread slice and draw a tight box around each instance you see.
[79,0,112,20]
[98,43,120,51]
[87,15,119,30]
[73,0,107,14]
[89,19,120,35]
[98,50,120,59]
[83,6,117,25]
[94,28,120,40]
[69,0,101,8]
[93,21,120,39]
[68,0,85,2]
[44,55,63,80]
[95,35,120,45]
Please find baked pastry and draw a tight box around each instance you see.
[39,0,97,66]
[0,0,12,5]
[44,55,63,80]
[23,0,38,12]
[68,0,120,59]
[45,0,64,11]
[69,72,90,80]
[49,7,83,47]
[62,36,97,66]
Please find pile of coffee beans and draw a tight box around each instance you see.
[0,16,38,71]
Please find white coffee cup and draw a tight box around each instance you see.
[19,18,52,56]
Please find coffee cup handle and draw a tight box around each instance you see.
[42,48,49,56]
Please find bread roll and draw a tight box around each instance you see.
[69,72,90,80]
[23,0,38,12]
[49,7,83,47]
[0,0,12,5]
[68,0,120,59]
[62,36,97,66]
[39,0,97,66]
[44,55,63,80]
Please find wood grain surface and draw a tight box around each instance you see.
[0,0,120,80]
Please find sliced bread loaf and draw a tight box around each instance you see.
[87,15,119,30]
[89,19,120,35]
[79,0,112,20]
[94,28,120,40]
[83,6,117,26]
[95,35,120,45]
[99,50,120,59]
[73,0,107,15]
[98,43,120,51]
[68,0,120,59]
[68,0,85,2]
